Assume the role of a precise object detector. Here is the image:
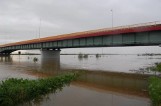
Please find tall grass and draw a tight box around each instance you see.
[0,72,79,106]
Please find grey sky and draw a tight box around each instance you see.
[1,0,161,54]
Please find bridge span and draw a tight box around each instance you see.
[0,21,161,56]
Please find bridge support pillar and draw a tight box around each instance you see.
[41,49,61,59]
[0,53,10,56]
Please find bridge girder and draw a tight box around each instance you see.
[0,29,161,54]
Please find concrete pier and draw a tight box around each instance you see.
[41,49,61,59]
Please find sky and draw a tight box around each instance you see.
[1,0,161,54]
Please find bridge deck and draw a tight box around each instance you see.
[1,21,161,47]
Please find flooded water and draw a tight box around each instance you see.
[0,54,160,106]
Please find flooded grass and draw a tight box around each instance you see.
[33,57,38,63]
[78,53,88,58]
[0,72,79,106]
[96,54,101,58]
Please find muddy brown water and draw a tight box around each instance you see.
[0,55,154,106]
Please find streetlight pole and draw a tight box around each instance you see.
[38,18,41,40]
[38,18,42,50]
[111,9,113,28]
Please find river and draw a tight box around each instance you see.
[0,54,160,106]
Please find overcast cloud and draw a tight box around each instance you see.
[1,0,161,54]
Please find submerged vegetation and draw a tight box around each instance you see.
[96,54,101,58]
[131,62,161,75]
[78,53,88,58]
[138,53,161,56]
[0,72,79,106]
[33,57,38,63]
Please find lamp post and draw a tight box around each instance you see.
[38,18,41,40]
[111,9,113,28]
[38,18,42,50]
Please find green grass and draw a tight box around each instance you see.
[147,63,161,75]
[0,72,79,106]
[148,76,161,106]
[154,63,161,72]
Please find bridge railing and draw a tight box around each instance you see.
[126,21,161,28]
[90,21,161,33]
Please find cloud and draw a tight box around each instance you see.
[0,0,161,46]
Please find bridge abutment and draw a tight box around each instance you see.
[41,49,61,59]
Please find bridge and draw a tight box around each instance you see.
[0,21,161,57]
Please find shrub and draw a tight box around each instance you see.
[148,76,161,106]
[0,72,79,106]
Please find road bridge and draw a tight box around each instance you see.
[0,21,161,57]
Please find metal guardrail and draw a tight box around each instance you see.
[89,21,161,33]
[128,21,161,27]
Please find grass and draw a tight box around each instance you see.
[147,63,161,106]
[148,77,161,106]
[0,72,79,106]
[146,62,161,75]
[153,63,161,72]
[148,62,161,106]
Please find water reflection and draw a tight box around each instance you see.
[24,57,150,106]
[35,56,148,97]
[0,55,151,106]
[22,69,150,106]
[16,55,61,77]
[43,85,150,106]
[0,55,12,62]
[75,71,149,97]
[11,55,149,97]
[40,57,60,75]
[21,69,150,106]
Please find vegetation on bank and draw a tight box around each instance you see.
[149,77,161,106]
[0,72,79,106]
[148,62,161,106]
[153,63,161,73]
